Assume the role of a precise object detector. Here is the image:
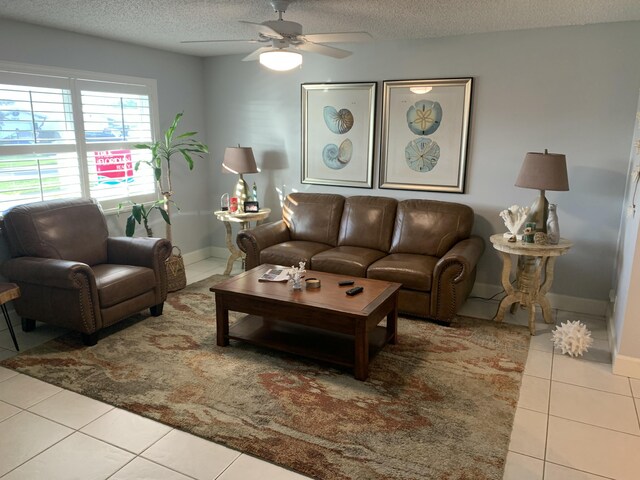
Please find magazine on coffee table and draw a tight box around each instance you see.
[258,268,290,282]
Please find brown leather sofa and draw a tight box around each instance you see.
[1,198,172,345]
[237,193,484,322]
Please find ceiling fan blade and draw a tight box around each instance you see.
[296,42,352,59]
[239,20,283,39]
[301,32,372,44]
[180,39,260,44]
[242,46,274,62]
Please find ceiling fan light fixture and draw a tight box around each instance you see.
[259,50,302,71]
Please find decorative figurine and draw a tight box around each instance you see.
[499,205,530,239]
[534,232,548,245]
[287,261,306,291]
[551,320,594,357]
[547,204,560,244]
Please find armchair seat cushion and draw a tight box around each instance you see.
[93,264,156,308]
[367,253,439,292]
[311,246,387,277]
[261,241,332,267]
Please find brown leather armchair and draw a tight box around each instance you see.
[0,198,172,346]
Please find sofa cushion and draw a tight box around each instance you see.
[338,196,397,251]
[390,200,473,257]
[93,264,156,308]
[284,193,344,246]
[367,253,439,292]
[260,241,332,268]
[311,246,387,277]
[2,198,109,266]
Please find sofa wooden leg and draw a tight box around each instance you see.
[82,332,99,346]
[150,303,164,317]
[21,318,35,332]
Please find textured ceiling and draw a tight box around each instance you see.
[0,0,639,57]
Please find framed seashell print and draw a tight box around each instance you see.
[302,82,376,188]
[379,78,473,193]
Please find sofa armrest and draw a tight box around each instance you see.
[1,257,95,289]
[431,235,485,321]
[433,236,485,284]
[107,236,172,268]
[237,220,291,271]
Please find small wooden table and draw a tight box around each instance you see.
[0,283,21,351]
[490,234,572,335]
[210,265,401,381]
[214,208,270,275]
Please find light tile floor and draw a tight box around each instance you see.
[0,257,637,479]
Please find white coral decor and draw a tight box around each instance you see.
[551,321,594,357]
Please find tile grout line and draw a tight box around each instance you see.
[542,346,554,479]
[544,460,615,479]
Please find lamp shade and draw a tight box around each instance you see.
[222,147,258,175]
[259,50,302,71]
[515,150,569,191]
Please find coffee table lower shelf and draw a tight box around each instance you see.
[229,314,391,370]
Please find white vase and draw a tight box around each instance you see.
[547,204,560,244]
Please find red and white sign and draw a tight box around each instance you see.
[94,150,133,182]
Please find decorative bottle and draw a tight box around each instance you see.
[252,182,258,202]
[547,204,560,244]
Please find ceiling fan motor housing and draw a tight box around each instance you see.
[261,20,302,39]
[270,0,292,14]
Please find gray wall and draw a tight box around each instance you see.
[0,19,210,253]
[205,21,640,303]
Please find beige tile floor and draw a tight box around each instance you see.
[0,257,637,479]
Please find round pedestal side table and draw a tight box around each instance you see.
[490,234,572,335]
[214,208,271,275]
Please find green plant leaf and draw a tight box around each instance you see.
[132,204,143,223]
[176,131,197,138]
[125,215,136,237]
[158,208,171,225]
[178,149,194,170]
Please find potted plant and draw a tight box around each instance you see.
[134,112,209,242]
[118,199,171,237]
[129,112,209,290]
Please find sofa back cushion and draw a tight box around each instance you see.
[390,199,474,257]
[338,196,397,251]
[2,198,109,265]
[284,193,345,246]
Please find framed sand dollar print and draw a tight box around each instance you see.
[379,78,473,193]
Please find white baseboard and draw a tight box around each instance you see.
[606,301,640,379]
[612,352,640,379]
[209,246,229,261]
[471,282,608,316]
[182,247,219,266]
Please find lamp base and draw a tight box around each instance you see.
[234,175,250,213]
[527,190,549,233]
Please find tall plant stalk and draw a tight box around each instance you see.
[134,112,209,243]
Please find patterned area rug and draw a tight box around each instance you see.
[2,275,529,480]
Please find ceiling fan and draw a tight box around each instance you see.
[182,0,372,70]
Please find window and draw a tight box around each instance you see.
[0,62,159,213]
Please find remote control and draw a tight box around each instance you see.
[338,280,355,286]
[346,286,364,296]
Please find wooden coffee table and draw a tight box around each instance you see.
[210,264,401,380]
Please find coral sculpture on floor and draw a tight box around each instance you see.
[551,320,594,357]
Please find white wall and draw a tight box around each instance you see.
[611,90,640,375]
[0,19,210,254]
[204,21,640,307]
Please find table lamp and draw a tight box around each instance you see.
[515,149,569,233]
[222,146,259,212]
